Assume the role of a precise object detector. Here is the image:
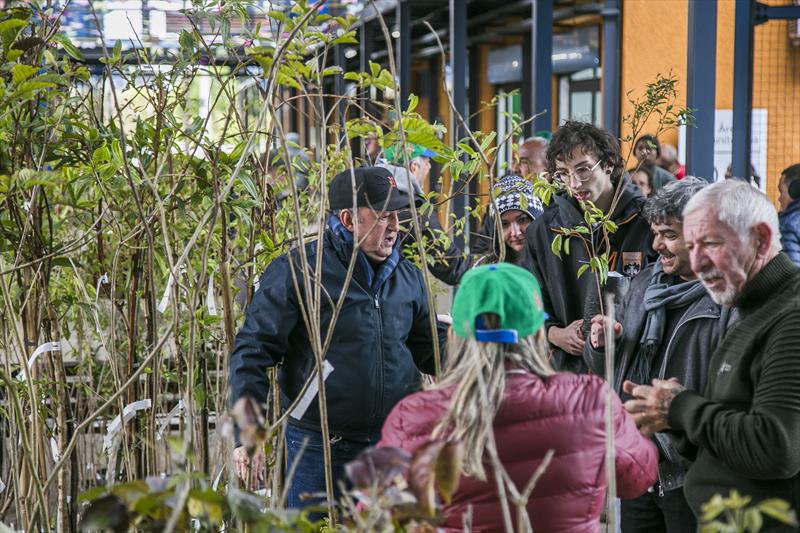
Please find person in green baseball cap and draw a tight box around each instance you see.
[377,263,658,531]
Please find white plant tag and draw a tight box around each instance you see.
[206,276,217,316]
[103,399,152,452]
[156,399,185,441]
[157,273,174,313]
[50,437,60,462]
[17,341,61,381]
[290,360,334,420]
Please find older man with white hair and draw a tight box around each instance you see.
[622,179,800,528]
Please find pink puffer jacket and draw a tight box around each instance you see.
[378,372,657,532]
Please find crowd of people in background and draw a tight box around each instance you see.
[228,119,800,532]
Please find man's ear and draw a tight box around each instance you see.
[753,222,773,257]
[338,209,355,232]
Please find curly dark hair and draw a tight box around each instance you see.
[642,176,707,226]
[546,121,625,183]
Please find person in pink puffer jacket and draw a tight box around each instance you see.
[378,263,657,532]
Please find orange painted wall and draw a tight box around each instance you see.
[620,0,799,203]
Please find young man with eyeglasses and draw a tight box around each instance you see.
[521,121,655,373]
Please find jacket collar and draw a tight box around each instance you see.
[736,253,800,312]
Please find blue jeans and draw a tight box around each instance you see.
[284,424,380,513]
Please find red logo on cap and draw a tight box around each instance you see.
[387,175,397,188]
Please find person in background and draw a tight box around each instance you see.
[778,163,800,265]
[724,162,760,188]
[522,121,655,373]
[634,134,661,165]
[474,174,544,266]
[585,178,735,533]
[363,131,383,165]
[514,136,549,177]
[229,167,444,511]
[658,144,686,179]
[382,143,474,286]
[379,263,658,532]
[631,160,677,198]
[623,180,800,530]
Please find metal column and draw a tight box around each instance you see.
[601,0,621,137]
[396,1,412,108]
[450,0,467,249]
[685,0,717,181]
[522,0,553,137]
[731,0,754,181]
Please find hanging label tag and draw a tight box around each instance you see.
[17,341,61,381]
[156,399,185,441]
[50,437,60,462]
[157,273,174,314]
[103,399,152,452]
[206,276,217,316]
[290,360,334,420]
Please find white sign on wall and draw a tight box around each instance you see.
[712,109,768,191]
[679,109,768,190]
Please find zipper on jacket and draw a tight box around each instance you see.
[373,291,384,434]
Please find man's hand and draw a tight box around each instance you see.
[623,378,686,437]
[548,320,585,356]
[234,445,265,490]
[589,314,623,349]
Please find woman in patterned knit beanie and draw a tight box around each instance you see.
[480,174,544,266]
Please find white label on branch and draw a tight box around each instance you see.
[50,437,60,462]
[103,399,152,453]
[17,341,61,381]
[156,399,185,441]
[0,477,5,494]
[290,360,334,421]
[157,273,174,314]
[207,276,217,316]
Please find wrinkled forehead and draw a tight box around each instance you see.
[683,208,733,238]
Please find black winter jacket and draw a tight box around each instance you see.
[668,254,800,526]
[229,229,444,441]
[584,263,735,492]
[522,184,656,373]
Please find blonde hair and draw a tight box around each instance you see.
[431,315,554,480]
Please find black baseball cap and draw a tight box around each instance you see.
[328,167,415,211]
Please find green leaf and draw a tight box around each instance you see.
[239,174,260,201]
[11,80,56,99]
[407,93,419,114]
[77,486,107,504]
[699,521,725,533]
[321,66,342,77]
[435,441,463,505]
[54,34,83,60]
[11,64,38,85]
[577,263,590,279]
[743,508,763,532]
[550,234,562,259]
[758,499,798,525]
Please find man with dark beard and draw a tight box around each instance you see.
[586,178,735,532]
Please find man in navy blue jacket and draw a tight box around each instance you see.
[229,166,444,511]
